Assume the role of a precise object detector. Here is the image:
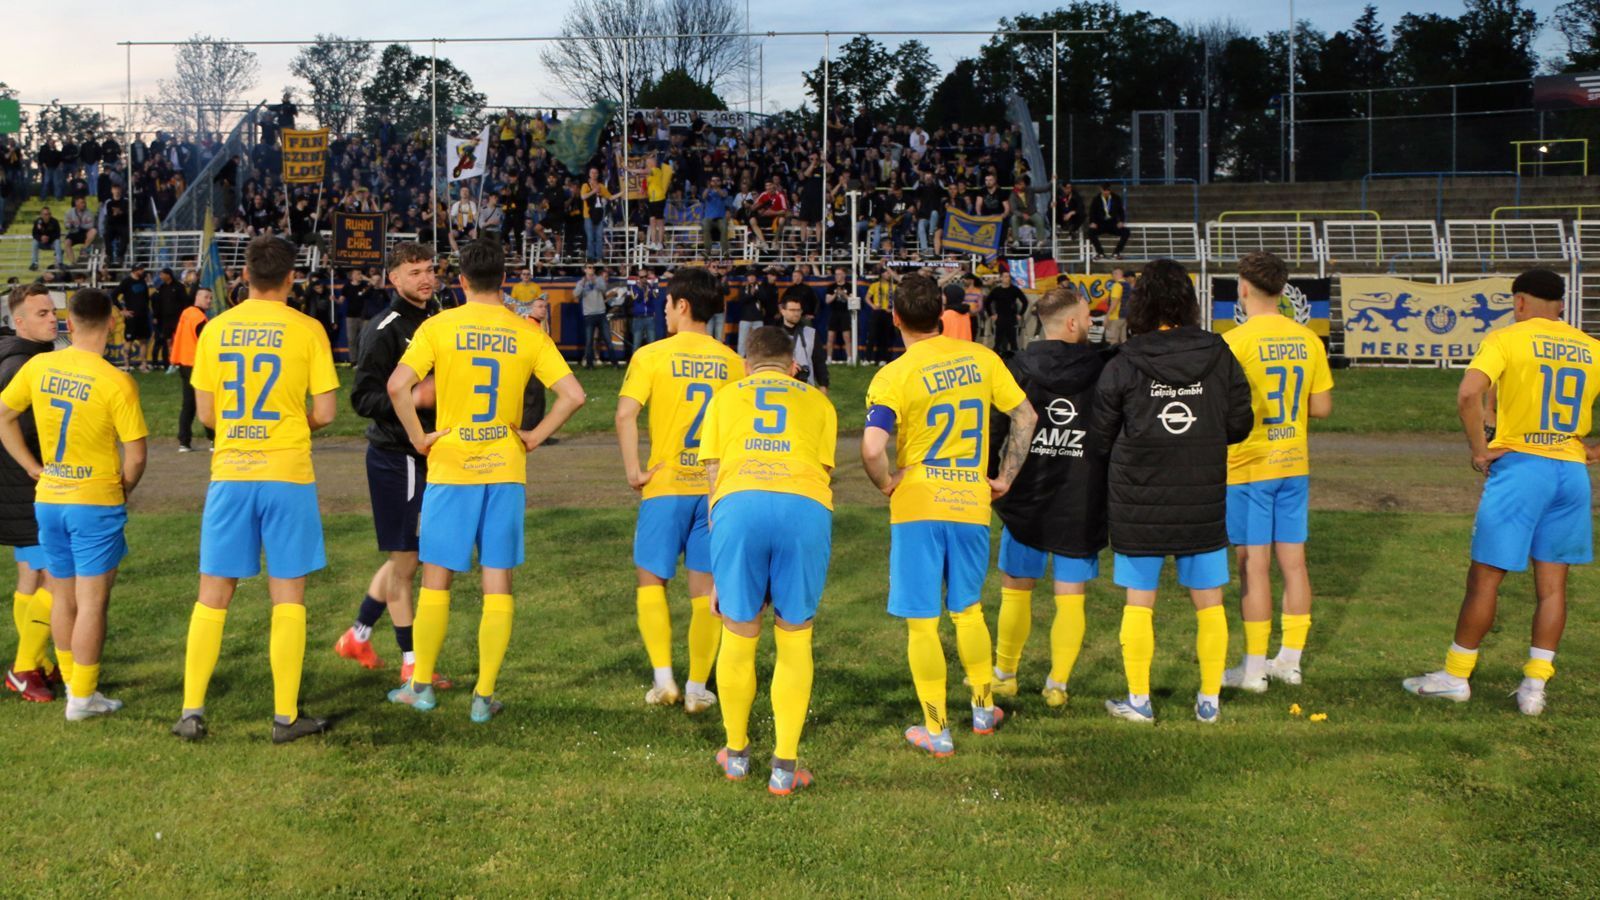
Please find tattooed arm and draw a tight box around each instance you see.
[988,399,1037,500]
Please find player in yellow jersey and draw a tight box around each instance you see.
[172,236,340,744]
[860,274,1037,757]
[701,325,837,795]
[1218,253,1333,693]
[616,267,743,711]
[1405,270,1600,715]
[386,239,585,722]
[0,288,147,721]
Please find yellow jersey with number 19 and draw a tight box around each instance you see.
[1224,314,1334,484]
[0,348,149,506]
[1470,316,1600,464]
[699,371,837,510]
[399,301,573,485]
[191,299,339,484]
[865,335,1027,525]
[619,330,743,500]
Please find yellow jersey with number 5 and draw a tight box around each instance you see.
[699,371,837,510]
[192,299,339,484]
[619,331,743,500]
[0,348,148,505]
[1224,314,1333,484]
[1469,317,1600,463]
[399,301,573,485]
[865,335,1026,525]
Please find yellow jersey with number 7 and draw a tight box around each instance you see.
[1469,316,1600,464]
[619,330,743,500]
[0,348,149,505]
[191,299,339,484]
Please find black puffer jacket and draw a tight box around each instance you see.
[1090,326,1252,556]
[0,336,53,547]
[990,339,1112,558]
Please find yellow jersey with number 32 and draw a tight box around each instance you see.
[699,371,837,510]
[192,299,339,484]
[866,335,1026,525]
[1224,314,1334,484]
[1469,316,1600,464]
[0,348,149,505]
[399,301,573,485]
[619,331,743,500]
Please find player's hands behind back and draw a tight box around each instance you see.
[627,463,663,491]
[412,431,445,456]
[1471,448,1507,475]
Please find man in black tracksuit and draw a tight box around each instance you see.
[1090,259,1252,726]
[987,284,1110,708]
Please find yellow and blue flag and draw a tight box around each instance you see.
[200,210,229,313]
[943,206,1005,259]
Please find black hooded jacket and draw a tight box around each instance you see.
[990,339,1111,558]
[352,293,439,454]
[1090,326,1252,556]
[0,336,54,546]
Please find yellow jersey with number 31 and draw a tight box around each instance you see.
[192,299,339,484]
[0,348,149,505]
[399,301,573,485]
[700,371,837,510]
[866,335,1027,525]
[1469,316,1600,464]
[619,331,743,500]
[1224,314,1334,484]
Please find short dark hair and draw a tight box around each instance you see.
[1237,251,1288,297]
[1512,268,1564,303]
[8,282,50,314]
[780,284,811,308]
[68,288,113,328]
[1035,284,1084,322]
[458,239,505,293]
[387,241,432,273]
[245,235,297,291]
[894,274,942,333]
[666,267,724,323]
[1126,259,1199,336]
[746,326,793,364]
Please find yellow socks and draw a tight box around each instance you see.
[10,591,29,664]
[1524,647,1556,683]
[1445,642,1478,680]
[1244,619,1271,658]
[951,605,994,707]
[635,585,672,671]
[411,587,451,689]
[182,603,226,714]
[1119,605,1155,698]
[70,662,99,700]
[906,617,947,734]
[54,648,74,685]
[12,589,50,673]
[995,587,1032,676]
[1048,594,1086,686]
[269,604,307,722]
[687,595,720,687]
[1195,605,1228,697]
[1279,613,1311,664]
[476,594,514,698]
[716,627,758,753]
[771,627,813,761]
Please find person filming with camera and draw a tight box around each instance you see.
[777,286,829,394]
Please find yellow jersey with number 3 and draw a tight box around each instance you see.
[1469,317,1600,464]
[619,330,743,500]
[1224,314,1334,484]
[0,348,149,505]
[399,301,573,485]
[866,335,1026,525]
[192,299,339,484]
[700,371,837,510]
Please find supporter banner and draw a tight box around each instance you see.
[1210,277,1332,337]
[330,211,386,268]
[447,125,490,182]
[1007,258,1060,289]
[1534,72,1600,110]
[622,163,647,200]
[1340,275,1513,361]
[637,109,768,131]
[547,100,618,173]
[0,99,19,134]
[282,128,329,183]
[943,207,1004,258]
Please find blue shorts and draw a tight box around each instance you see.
[1113,549,1230,591]
[1472,452,1593,572]
[12,543,49,574]
[367,445,425,553]
[419,483,526,572]
[634,495,711,580]
[1227,476,1310,546]
[998,527,1100,584]
[35,503,127,578]
[709,491,832,624]
[200,481,326,579]
[887,520,991,618]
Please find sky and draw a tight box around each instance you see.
[3,0,1577,120]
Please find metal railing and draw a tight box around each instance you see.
[1490,204,1600,221]
[160,101,265,232]
[129,231,317,273]
[1575,222,1600,262]
[1444,219,1569,264]
[1322,220,1441,267]
[1359,171,1519,223]
[1207,221,1320,266]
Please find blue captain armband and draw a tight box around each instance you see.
[865,404,897,433]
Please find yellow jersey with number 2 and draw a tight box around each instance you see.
[619,330,743,500]
[0,348,149,506]
[1470,316,1600,464]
